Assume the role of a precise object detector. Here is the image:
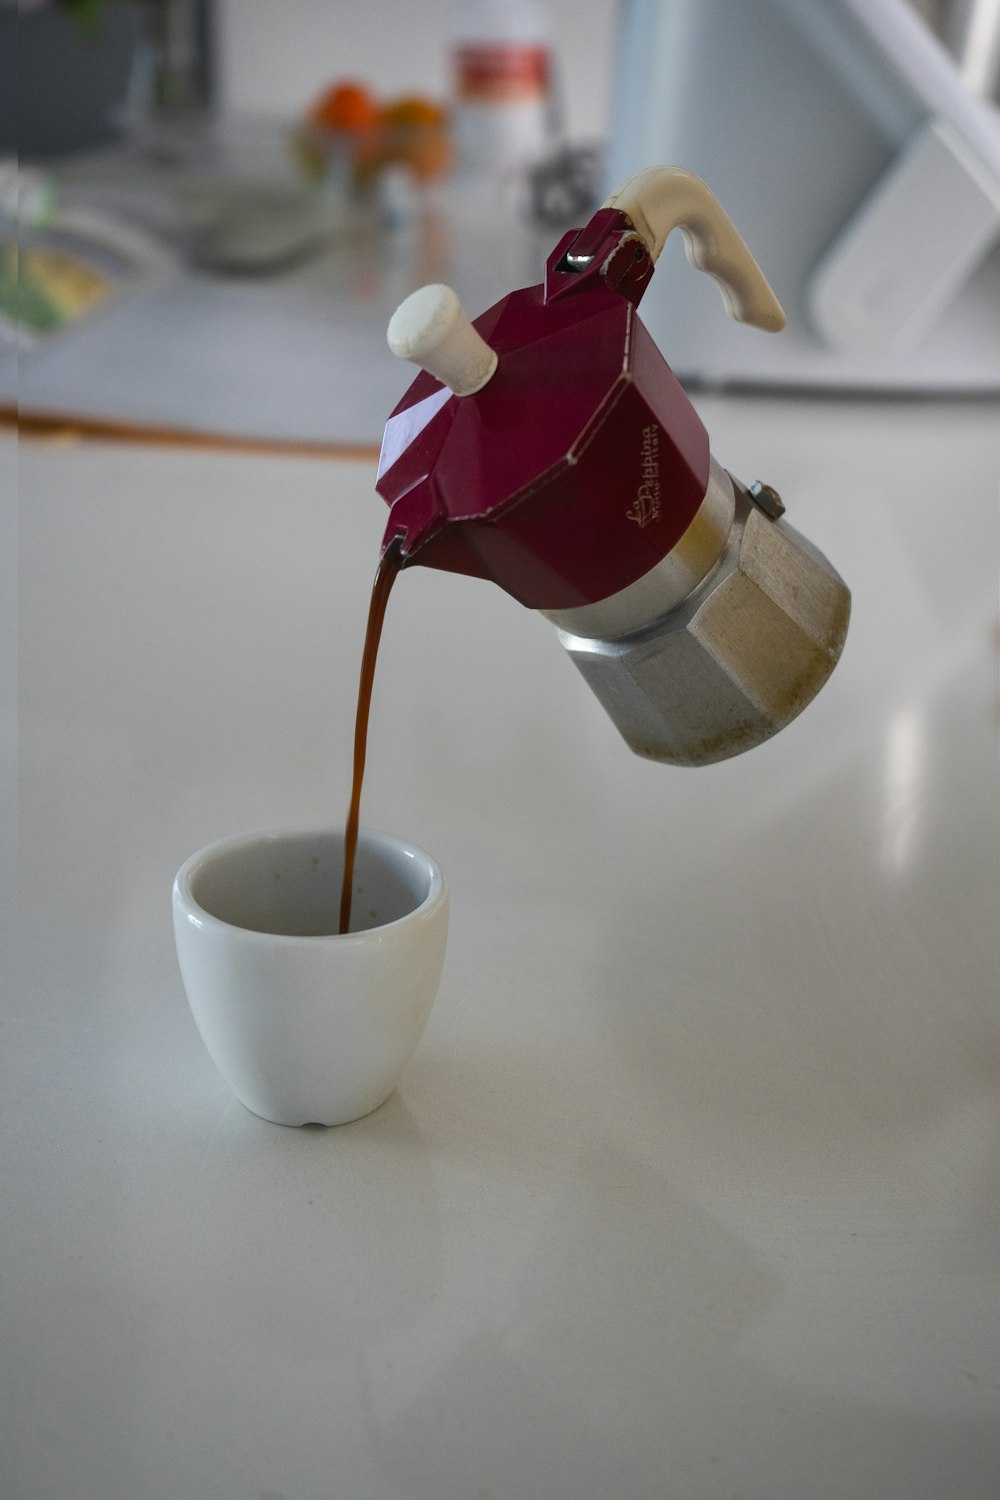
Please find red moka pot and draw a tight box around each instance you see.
[376,167,850,765]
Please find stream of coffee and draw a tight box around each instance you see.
[339,539,404,934]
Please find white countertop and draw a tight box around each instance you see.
[6,392,1000,1499]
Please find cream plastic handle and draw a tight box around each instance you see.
[602,166,785,332]
[387,283,498,396]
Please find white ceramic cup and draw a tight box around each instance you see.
[172,826,448,1126]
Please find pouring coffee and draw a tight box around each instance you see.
[340,166,851,928]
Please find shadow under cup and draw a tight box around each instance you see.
[173,827,448,1126]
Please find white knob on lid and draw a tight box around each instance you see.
[387,283,498,396]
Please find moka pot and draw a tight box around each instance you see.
[376,166,850,765]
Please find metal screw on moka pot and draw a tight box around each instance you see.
[747,480,785,520]
[376,166,850,766]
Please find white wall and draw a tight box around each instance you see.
[216,0,619,142]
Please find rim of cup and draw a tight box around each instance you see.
[172,825,446,944]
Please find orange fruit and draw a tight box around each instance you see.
[380,95,445,129]
[309,80,380,134]
[381,95,452,182]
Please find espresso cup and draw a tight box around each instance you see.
[172,826,448,1126]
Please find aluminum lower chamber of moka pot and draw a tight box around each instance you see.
[542,458,851,767]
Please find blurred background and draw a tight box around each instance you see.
[4,0,1000,449]
[4,0,618,447]
[5,19,1000,1498]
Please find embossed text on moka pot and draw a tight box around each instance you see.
[628,424,662,527]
